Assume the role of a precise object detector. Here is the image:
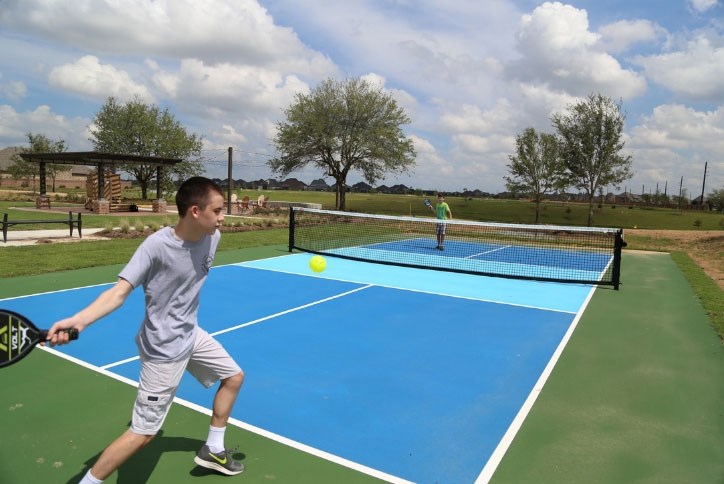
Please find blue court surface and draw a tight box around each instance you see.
[1,254,598,483]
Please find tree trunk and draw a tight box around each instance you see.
[338,183,347,211]
[587,195,594,226]
[535,199,541,223]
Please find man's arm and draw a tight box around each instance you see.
[45,278,134,346]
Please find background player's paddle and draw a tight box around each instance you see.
[0,309,78,368]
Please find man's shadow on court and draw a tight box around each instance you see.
[66,429,246,483]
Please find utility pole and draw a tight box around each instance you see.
[700,161,708,206]
[227,146,233,215]
[678,176,683,210]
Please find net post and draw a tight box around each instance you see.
[288,207,295,252]
[612,229,626,290]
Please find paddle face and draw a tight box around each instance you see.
[423,198,431,207]
[0,309,77,368]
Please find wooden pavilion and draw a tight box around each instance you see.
[20,151,181,213]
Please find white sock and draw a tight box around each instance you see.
[79,469,103,484]
[206,425,226,453]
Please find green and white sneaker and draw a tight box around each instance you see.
[194,445,245,476]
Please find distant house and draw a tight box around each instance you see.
[329,183,351,192]
[246,179,267,190]
[308,178,330,191]
[281,178,307,190]
[614,192,639,204]
[376,184,390,194]
[389,184,410,194]
[691,195,707,206]
[351,181,372,193]
[266,178,282,190]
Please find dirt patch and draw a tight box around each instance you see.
[626,229,724,290]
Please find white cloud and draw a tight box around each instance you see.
[628,103,724,194]
[49,56,154,103]
[0,78,27,103]
[516,83,581,127]
[1,1,723,194]
[509,2,647,99]
[631,103,724,150]
[361,73,386,89]
[440,100,517,135]
[598,19,666,53]
[0,0,337,80]
[689,0,719,13]
[152,59,308,117]
[634,35,724,101]
[0,104,91,148]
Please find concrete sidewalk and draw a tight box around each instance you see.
[1,228,107,247]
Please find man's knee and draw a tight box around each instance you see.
[223,370,244,391]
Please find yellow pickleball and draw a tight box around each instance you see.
[309,255,327,273]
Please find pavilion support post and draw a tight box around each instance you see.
[39,161,47,195]
[93,162,110,214]
[152,166,167,213]
[35,160,51,209]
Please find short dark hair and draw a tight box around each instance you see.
[437,192,445,198]
[175,177,223,216]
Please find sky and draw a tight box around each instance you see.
[0,0,723,198]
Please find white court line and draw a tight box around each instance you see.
[101,284,374,369]
[177,396,414,484]
[474,283,599,483]
[465,245,512,259]
[0,261,266,304]
[39,344,411,484]
[237,260,579,315]
[0,281,115,302]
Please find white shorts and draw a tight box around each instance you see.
[131,328,242,435]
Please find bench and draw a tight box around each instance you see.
[2,211,82,243]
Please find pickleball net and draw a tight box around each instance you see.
[289,208,626,289]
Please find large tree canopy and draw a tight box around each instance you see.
[552,93,633,226]
[90,96,203,198]
[270,78,416,210]
[505,127,567,223]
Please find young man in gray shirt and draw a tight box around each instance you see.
[48,177,245,482]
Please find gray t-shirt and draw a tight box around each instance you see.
[119,226,220,361]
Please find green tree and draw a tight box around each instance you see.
[8,133,67,192]
[90,96,203,199]
[552,93,633,226]
[270,78,416,210]
[504,127,567,223]
[706,188,724,212]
